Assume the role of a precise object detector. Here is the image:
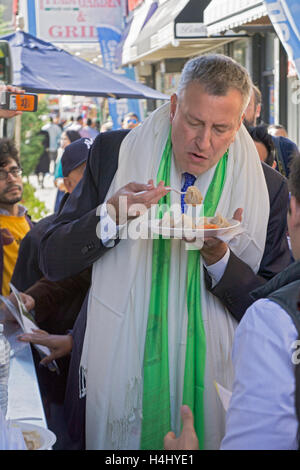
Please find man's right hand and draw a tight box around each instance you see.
[17,329,73,365]
[107,180,169,225]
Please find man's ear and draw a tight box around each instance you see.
[238,113,245,131]
[170,94,178,123]
[229,113,244,145]
[290,196,300,227]
[294,197,300,227]
[63,177,71,194]
[255,103,262,120]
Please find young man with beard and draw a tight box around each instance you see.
[0,138,32,295]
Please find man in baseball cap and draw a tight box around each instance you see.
[61,137,93,194]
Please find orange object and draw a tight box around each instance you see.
[13,93,37,111]
[203,224,220,229]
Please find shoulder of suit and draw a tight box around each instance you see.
[92,129,130,148]
[261,161,287,187]
[89,130,131,175]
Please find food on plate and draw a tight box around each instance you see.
[159,212,231,230]
[184,186,203,205]
[22,430,41,450]
[208,213,231,228]
[202,224,219,229]
[173,213,194,229]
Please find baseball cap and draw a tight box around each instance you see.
[61,137,93,177]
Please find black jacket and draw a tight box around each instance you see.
[205,162,291,321]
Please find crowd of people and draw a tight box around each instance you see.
[0,52,299,451]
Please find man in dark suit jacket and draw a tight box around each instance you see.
[205,160,291,321]
[37,127,291,448]
[40,129,290,308]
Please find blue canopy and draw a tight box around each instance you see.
[264,0,300,78]
[0,30,169,100]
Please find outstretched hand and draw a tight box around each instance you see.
[18,329,73,365]
[164,405,199,450]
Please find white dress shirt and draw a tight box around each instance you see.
[221,298,298,450]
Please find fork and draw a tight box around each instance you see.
[165,186,186,195]
[136,187,186,196]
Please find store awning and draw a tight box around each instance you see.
[204,0,268,35]
[264,0,300,79]
[128,0,243,64]
[116,1,158,67]
[0,30,169,100]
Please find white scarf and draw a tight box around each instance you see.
[80,103,270,450]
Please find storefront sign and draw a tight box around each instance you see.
[35,0,124,42]
[175,22,207,38]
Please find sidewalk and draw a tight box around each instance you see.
[29,174,57,215]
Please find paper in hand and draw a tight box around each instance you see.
[0,284,60,374]
[214,381,232,412]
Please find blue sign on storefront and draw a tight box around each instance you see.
[264,0,300,78]
[97,26,142,130]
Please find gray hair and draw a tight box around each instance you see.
[177,54,252,113]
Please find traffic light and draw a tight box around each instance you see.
[0,41,13,84]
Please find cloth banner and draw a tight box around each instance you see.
[97,26,143,130]
[264,0,300,78]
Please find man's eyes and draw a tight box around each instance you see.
[187,119,228,133]
[187,118,202,127]
[214,127,227,134]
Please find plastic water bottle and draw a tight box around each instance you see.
[0,323,10,417]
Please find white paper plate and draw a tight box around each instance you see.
[11,421,56,450]
[149,218,241,239]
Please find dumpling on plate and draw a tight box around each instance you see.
[160,212,175,227]
[210,213,230,227]
[181,214,194,229]
[184,186,203,205]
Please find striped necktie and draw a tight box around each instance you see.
[181,172,196,213]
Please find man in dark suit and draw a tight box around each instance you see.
[38,55,291,450]
[37,127,290,449]
[39,130,290,313]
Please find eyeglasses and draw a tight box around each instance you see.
[0,167,22,180]
[127,119,138,124]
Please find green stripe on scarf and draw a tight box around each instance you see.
[141,129,228,449]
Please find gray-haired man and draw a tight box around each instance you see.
[40,54,290,450]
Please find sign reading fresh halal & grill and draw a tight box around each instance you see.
[36,0,123,42]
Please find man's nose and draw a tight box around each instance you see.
[6,171,17,182]
[195,126,211,150]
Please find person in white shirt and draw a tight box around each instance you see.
[42,116,62,166]
[165,152,300,451]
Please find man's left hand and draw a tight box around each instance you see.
[200,208,243,265]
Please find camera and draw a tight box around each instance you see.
[0,91,38,112]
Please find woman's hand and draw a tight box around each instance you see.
[18,329,73,365]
